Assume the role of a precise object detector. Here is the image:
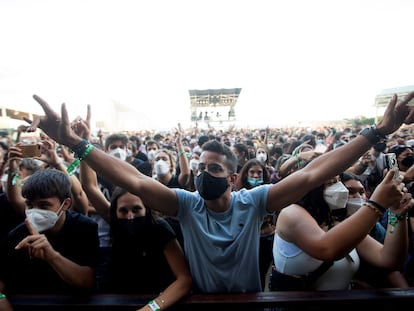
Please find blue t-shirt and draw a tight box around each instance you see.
[175,184,272,293]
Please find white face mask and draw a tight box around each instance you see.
[147,150,157,161]
[256,153,267,163]
[323,182,349,210]
[189,159,199,171]
[25,202,64,233]
[108,148,127,161]
[154,160,170,176]
[346,197,364,217]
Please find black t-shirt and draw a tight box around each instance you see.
[0,192,23,240]
[106,218,176,294]
[0,211,99,294]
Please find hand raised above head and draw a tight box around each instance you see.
[377,91,414,135]
[369,168,404,209]
[25,95,83,148]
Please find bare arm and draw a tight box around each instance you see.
[5,146,26,216]
[267,91,414,213]
[138,239,192,311]
[15,219,95,289]
[27,97,179,216]
[277,170,410,262]
[175,129,191,188]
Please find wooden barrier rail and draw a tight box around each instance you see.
[7,288,414,310]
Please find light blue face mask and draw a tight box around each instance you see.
[247,177,264,188]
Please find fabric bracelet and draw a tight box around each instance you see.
[0,293,6,299]
[177,150,186,156]
[66,144,94,176]
[71,139,90,159]
[148,300,160,311]
[388,209,408,233]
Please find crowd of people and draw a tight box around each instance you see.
[1,91,414,310]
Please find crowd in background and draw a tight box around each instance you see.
[1,105,414,310]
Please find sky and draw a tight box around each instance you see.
[1,0,414,131]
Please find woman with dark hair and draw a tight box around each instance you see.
[75,114,192,311]
[234,159,274,289]
[271,169,412,291]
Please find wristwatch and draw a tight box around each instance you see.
[359,125,387,144]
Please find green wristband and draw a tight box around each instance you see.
[0,293,6,299]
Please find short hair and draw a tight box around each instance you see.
[198,135,210,147]
[232,143,249,158]
[105,133,129,150]
[20,158,41,175]
[129,135,142,147]
[145,140,160,152]
[202,140,237,174]
[22,169,71,203]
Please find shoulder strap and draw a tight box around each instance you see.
[304,261,334,286]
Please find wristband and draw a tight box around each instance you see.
[388,209,408,233]
[359,125,387,144]
[148,300,160,311]
[0,293,6,299]
[71,139,94,160]
[177,150,186,156]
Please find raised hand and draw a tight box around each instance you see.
[377,91,414,135]
[25,95,83,148]
[15,219,58,262]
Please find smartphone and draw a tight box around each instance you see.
[20,144,42,158]
[385,152,399,179]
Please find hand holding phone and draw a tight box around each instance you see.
[385,153,399,179]
[20,144,42,158]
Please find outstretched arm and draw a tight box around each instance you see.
[27,96,179,216]
[267,91,414,213]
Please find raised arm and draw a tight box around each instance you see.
[267,91,414,213]
[5,144,26,216]
[174,128,191,188]
[27,96,179,216]
[73,113,111,222]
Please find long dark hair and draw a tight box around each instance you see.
[109,186,155,236]
[234,159,270,191]
[297,184,332,227]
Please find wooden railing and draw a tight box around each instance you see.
[8,288,414,310]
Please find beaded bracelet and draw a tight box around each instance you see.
[363,202,384,217]
[367,200,386,214]
[388,209,408,233]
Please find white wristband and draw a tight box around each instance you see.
[148,300,160,311]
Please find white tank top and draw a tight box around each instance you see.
[273,233,360,290]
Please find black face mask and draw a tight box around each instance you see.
[195,171,229,200]
[402,155,414,167]
[113,216,147,237]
